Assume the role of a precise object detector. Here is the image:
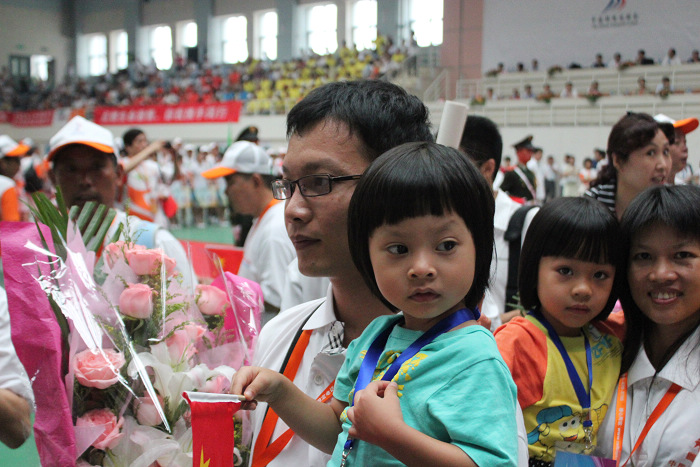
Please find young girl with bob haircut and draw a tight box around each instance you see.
[596,185,700,465]
[585,112,670,219]
[495,197,624,465]
[231,142,519,466]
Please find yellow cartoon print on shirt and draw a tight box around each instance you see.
[340,351,427,423]
[527,404,602,460]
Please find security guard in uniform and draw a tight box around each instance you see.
[499,135,538,202]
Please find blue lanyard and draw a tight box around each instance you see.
[340,307,480,465]
[530,309,593,429]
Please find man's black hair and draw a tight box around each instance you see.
[286,80,433,161]
[459,115,503,173]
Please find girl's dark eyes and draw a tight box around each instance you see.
[387,244,408,255]
[436,240,457,252]
[593,271,610,280]
[557,267,573,276]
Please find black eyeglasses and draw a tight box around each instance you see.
[271,174,362,200]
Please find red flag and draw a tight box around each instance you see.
[183,392,241,467]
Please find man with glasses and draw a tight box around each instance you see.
[242,80,433,466]
[202,140,295,317]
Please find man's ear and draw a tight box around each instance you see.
[48,164,57,186]
[611,152,622,171]
[251,173,264,187]
[115,161,125,188]
[480,159,497,184]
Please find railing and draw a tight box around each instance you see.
[423,69,449,102]
[429,94,700,128]
[456,63,700,100]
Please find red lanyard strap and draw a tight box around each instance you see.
[613,372,682,467]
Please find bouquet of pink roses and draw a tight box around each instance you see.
[3,194,262,466]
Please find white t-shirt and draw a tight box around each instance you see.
[250,286,341,467]
[0,286,35,409]
[597,326,700,466]
[238,202,296,309]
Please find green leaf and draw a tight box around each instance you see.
[75,201,97,233]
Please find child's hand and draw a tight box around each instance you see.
[229,366,286,410]
[347,381,403,445]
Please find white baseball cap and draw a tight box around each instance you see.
[202,141,272,179]
[47,116,116,161]
[654,113,699,134]
[0,135,30,158]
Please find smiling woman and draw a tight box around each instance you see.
[585,112,671,219]
[596,185,700,465]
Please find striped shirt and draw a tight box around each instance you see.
[584,182,616,215]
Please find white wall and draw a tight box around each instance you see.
[483,1,700,73]
[0,2,71,80]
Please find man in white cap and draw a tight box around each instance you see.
[654,113,699,184]
[0,136,30,222]
[202,141,295,317]
[47,116,196,289]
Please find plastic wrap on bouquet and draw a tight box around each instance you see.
[1,221,76,466]
[3,214,263,466]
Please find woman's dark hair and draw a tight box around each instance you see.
[518,197,620,320]
[618,185,700,373]
[591,112,659,187]
[657,121,676,146]
[348,142,494,312]
[122,128,144,149]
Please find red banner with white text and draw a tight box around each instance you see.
[94,102,243,126]
[7,110,56,127]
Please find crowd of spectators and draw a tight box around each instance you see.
[476,47,700,104]
[0,35,415,115]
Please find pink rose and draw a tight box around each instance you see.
[201,374,231,394]
[165,324,206,363]
[196,284,229,316]
[119,283,154,319]
[103,241,146,268]
[73,349,125,389]
[126,248,177,276]
[76,408,124,451]
[135,393,164,427]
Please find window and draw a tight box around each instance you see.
[87,33,108,76]
[222,16,248,63]
[351,0,377,51]
[109,30,128,73]
[30,55,52,81]
[150,25,173,70]
[182,22,197,48]
[258,11,278,60]
[307,4,337,55]
[405,0,443,46]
